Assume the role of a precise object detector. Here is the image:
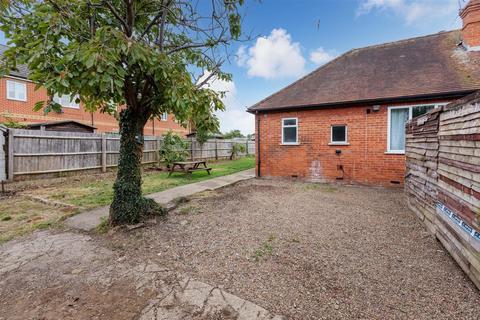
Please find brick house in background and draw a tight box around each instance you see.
[249,0,480,186]
[0,45,188,136]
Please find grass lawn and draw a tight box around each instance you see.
[0,197,78,244]
[0,157,254,244]
[49,156,254,208]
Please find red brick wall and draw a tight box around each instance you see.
[0,76,188,136]
[255,99,451,186]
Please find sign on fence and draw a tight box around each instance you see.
[6,128,255,180]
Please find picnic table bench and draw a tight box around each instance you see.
[168,161,212,176]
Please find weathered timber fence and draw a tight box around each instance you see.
[405,91,480,289]
[4,128,255,180]
[0,125,7,181]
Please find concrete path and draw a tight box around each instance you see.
[64,169,255,231]
[0,230,284,319]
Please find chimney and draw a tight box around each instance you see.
[461,0,480,50]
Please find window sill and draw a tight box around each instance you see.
[385,151,405,155]
[280,143,300,146]
[62,106,80,109]
[328,142,349,146]
[7,97,27,102]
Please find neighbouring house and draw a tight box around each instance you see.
[249,0,480,186]
[0,45,188,136]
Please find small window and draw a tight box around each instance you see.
[6,80,27,101]
[331,125,347,144]
[160,112,168,121]
[412,105,435,118]
[282,118,298,144]
[53,94,80,109]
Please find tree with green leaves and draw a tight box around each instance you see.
[223,129,244,139]
[0,0,244,225]
[159,131,189,168]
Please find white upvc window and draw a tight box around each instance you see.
[281,118,298,145]
[387,103,446,154]
[6,80,27,101]
[160,112,168,121]
[330,124,348,144]
[53,94,80,109]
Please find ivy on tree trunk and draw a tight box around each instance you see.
[110,108,164,224]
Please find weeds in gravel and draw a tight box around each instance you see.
[173,196,189,206]
[252,234,276,261]
[179,206,198,215]
[96,217,109,234]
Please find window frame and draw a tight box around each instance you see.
[330,124,348,145]
[53,93,80,109]
[160,112,168,121]
[281,117,298,145]
[6,80,27,102]
[387,103,447,154]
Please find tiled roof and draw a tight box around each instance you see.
[0,44,30,79]
[249,30,480,112]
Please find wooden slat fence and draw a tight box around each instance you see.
[0,125,6,181]
[405,91,480,289]
[189,137,255,160]
[4,128,255,180]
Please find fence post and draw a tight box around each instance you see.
[215,138,218,160]
[101,133,107,173]
[0,126,6,181]
[7,129,14,181]
[156,136,162,164]
[190,137,194,161]
[245,139,249,156]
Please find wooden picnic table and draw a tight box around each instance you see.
[168,160,212,176]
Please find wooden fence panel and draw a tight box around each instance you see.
[405,91,480,290]
[6,129,255,180]
[0,125,6,181]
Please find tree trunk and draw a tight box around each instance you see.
[109,108,164,225]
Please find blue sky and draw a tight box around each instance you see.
[213,0,465,134]
[0,0,466,134]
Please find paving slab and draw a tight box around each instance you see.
[139,276,285,320]
[64,168,254,231]
[0,229,283,319]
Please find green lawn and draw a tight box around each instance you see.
[47,156,255,209]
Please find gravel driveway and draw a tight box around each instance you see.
[108,178,480,319]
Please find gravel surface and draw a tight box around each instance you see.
[108,178,480,320]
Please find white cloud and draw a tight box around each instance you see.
[216,110,255,135]
[236,28,306,79]
[309,47,338,66]
[198,71,254,135]
[357,0,458,25]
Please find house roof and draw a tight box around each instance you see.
[0,44,30,79]
[25,120,97,129]
[248,30,480,112]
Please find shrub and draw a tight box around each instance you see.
[1,118,25,128]
[160,131,189,168]
[230,143,246,160]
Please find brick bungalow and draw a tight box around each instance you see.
[0,45,188,136]
[248,0,480,186]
